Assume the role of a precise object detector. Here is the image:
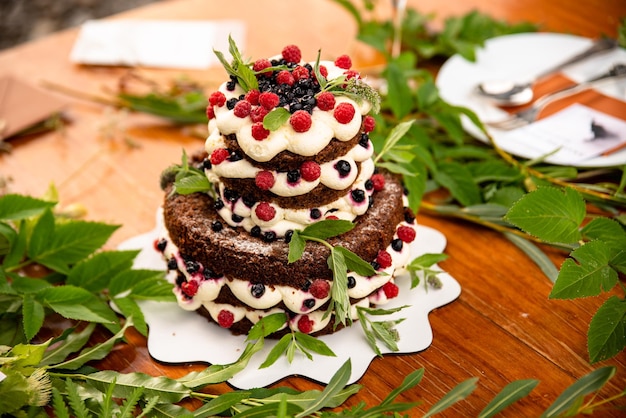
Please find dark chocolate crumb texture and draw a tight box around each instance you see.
[157,43,418,336]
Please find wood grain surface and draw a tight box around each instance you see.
[1,0,625,416]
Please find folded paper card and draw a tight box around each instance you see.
[0,75,68,141]
[70,19,246,69]
[500,103,626,165]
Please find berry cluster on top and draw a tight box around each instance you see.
[201,44,383,240]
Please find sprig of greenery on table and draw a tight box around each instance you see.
[334,0,626,364]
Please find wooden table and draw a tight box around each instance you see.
[1,0,625,415]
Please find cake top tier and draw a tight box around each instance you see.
[205,40,380,163]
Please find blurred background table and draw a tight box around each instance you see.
[1,0,625,415]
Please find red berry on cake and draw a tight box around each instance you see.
[253,58,272,76]
[276,70,295,86]
[300,161,321,181]
[210,148,230,165]
[297,315,314,334]
[370,173,385,191]
[397,225,416,243]
[282,44,302,63]
[217,309,235,328]
[233,100,252,118]
[325,215,339,220]
[206,105,215,120]
[363,115,376,133]
[334,54,352,69]
[292,65,310,81]
[316,91,335,111]
[250,106,269,123]
[376,250,393,269]
[344,69,360,80]
[259,92,280,110]
[290,110,312,132]
[255,202,276,222]
[181,280,199,297]
[251,122,270,140]
[382,281,399,299]
[309,279,330,299]
[245,89,260,105]
[319,65,328,78]
[334,102,355,124]
[255,171,275,190]
[209,91,226,107]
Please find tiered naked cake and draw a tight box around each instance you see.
[156,43,417,337]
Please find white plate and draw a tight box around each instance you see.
[118,224,461,389]
[436,32,626,167]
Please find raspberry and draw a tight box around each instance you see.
[370,173,385,191]
[325,215,339,220]
[376,250,393,269]
[334,102,355,124]
[292,66,309,81]
[245,89,260,105]
[344,69,360,81]
[251,122,270,140]
[209,91,226,107]
[210,148,230,165]
[153,238,167,252]
[255,202,276,222]
[290,110,312,132]
[206,105,215,120]
[259,92,280,110]
[316,92,335,111]
[319,65,328,78]
[250,106,269,123]
[297,315,314,334]
[382,281,399,299]
[300,161,321,181]
[217,309,235,328]
[255,171,275,190]
[363,115,376,133]
[276,70,295,86]
[397,225,416,243]
[282,44,302,63]
[334,54,352,69]
[253,58,272,76]
[309,279,330,299]
[233,100,251,118]
[181,280,199,297]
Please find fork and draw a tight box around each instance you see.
[485,63,626,130]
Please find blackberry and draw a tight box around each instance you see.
[310,208,321,219]
[370,261,380,270]
[201,159,212,170]
[175,274,186,287]
[242,195,257,208]
[226,97,238,110]
[226,80,236,91]
[250,283,265,298]
[155,238,167,252]
[391,239,403,252]
[302,280,312,291]
[359,133,369,148]
[167,258,178,270]
[185,260,200,274]
[251,226,261,237]
[263,231,277,242]
[223,188,240,202]
[289,101,303,113]
[285,230,294,243]
[334,160,351,177]
[287,169,301,183]
[365,179,374,190]
[347,276,356,288]
[404,208,416,224]
[351,189,365,203]
[211,221,223,232]
[303,298,316,309]
[228,151,243,162]
[368,196,374,208]
[232,214,243,223]
[203,268,218,279]
[214,198,225,210]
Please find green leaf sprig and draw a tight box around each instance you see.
[160,149,212,196]
[213,35,259,92]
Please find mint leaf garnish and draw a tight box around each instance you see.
[263,107,291,131]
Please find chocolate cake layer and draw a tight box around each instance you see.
[163,171,406,289]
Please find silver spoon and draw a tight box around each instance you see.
[475,37,618,106]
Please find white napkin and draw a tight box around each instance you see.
[70,19,246,69]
